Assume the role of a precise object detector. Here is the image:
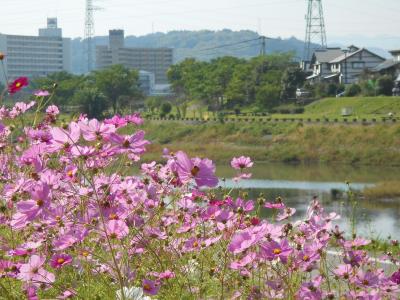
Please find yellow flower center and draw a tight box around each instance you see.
[36,199,44,207]
[303,255,310,262]
[57,258,65,264]
[67,170,74,178]
[193,241,199,248]
[109,213,118,220]
[143,283,151,291]
[15,82,21,88]
[273,248,282,255]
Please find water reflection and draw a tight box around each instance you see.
[215,162,400,239]
[223,186,400,240]
[216,162,400,183]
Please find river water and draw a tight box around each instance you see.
[215,162,400,240]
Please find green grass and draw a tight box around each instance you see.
[150,96,400,120]
[363,181,400,200]
[303,96,400,118]
[266,96,400,120]
[140,121,400,166]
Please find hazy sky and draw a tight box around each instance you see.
[1,0,399,44]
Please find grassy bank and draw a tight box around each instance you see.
[140,120,400,166]
[157,96,400,120]
[363,181,400,200]
[303,96,400,118]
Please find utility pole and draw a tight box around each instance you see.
[343,49,348,85]
[303,0,327,62]
[260,36,266,56]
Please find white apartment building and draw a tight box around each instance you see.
[96,30,173,84]
[0,18,71,84]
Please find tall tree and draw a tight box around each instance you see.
[280,67,307,101]
[33,72,84,106]
[72,86,108,118]
[93,65,142,114]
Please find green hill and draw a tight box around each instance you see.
[72,29,312,74]
[303,97,400,118]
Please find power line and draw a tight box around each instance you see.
[194,37,261,53]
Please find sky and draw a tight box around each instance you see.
[1,0,399,48]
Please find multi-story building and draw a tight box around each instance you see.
[96,30,173,84]
[0,18,71,84]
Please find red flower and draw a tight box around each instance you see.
[8,77,29,94]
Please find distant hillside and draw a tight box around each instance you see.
[71,29,312,74]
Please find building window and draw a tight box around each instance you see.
[352,62,365,69]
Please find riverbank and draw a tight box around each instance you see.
[140,120,400,166]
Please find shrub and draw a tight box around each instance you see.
[345,83,362,97]
[376,75,394,96]
[160,102,172,115]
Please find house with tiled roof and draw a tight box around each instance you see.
[372,50,400,78]
[306,46,386,84]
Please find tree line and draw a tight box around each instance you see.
[32,65,142,118]
[167,54,307,112]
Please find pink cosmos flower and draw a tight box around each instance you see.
[228,224,269,254]
[158,270,175,280]
[276,207,296,221]
[18,255,55,286]
[334,264,354,279]
[343,250,366,267]
[233,173,252,182]
[295,245,321,271]
[228,231,257,254]
[175,151,218,187]
[105,220,129,239]
[230,252,256,270]
[9,241,42,257]
[343,237,371,250]
[391,269,400,284]
[265,202,285,209]
[265,197,285,209]
[25,285,39,300]
[104,115,127,128]
[50,122,80,151]
[52,234,79,251]
[57,289,77,299]
[10,183,51,229]
[231,156,253,170]
[79,118,116,141]
[296,276,323,300]
[50,254,72,269]
[110,131,149,154]
[125,113,144,125]
[0,260,19,278]
[355,270,380,288]
[34,90,50,97]
[142,279,159,295]
[9,101,36,118]
[260,239,292,264]
[46,105,59,115]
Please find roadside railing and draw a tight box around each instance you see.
[144,116,400,125]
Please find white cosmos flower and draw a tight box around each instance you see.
[116,287,152,300]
